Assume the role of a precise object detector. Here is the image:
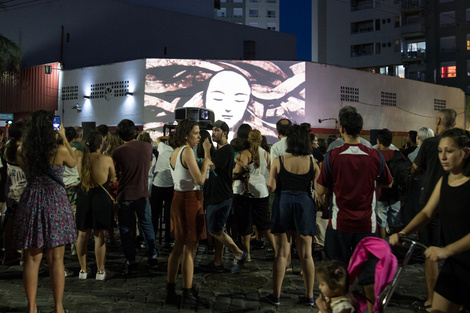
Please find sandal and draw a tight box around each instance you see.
[285,263,293,273]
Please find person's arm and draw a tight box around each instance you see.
[182,146,211,186]
[411,140,426,176]
[389,177,442,246]
[315,161,329,197]
[425,233,470,262]
[267,157,279,193]
[411,162,423,176]
[233,150,250,178]
[57,124,76,168]
[107,155,117,185]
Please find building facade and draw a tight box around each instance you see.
[320,0,470,95]
[215,0,280,31]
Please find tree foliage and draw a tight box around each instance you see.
[0,34,22,73]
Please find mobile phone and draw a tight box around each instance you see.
[53,116,61,130]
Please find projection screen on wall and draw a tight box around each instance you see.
[144,59,306,142]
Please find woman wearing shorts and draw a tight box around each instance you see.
[165,119,212,310]
[266,124,320,307]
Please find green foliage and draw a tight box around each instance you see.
[0,34,22,73]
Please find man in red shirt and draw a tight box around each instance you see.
[316,107,393,311]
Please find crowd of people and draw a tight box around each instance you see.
[0,106,469,313]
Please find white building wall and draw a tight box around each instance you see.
[60,60,146,127]
[305,62,465,131]
[59,59,465,138]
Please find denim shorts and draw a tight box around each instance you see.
[206,198,233,234]
[375,200,401,228]
[271,191,316,236]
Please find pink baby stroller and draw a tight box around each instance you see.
[347,236,426,313]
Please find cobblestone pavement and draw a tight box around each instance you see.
[0,236,428,313]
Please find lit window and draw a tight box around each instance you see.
[467,34,470,50]
[441,61,456,78]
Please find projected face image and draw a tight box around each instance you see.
[144,59,306,143]
[205,71,251,128]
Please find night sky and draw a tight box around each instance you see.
[279,0,312,61]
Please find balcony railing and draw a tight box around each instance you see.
[401,0,425,10]
[401,21,425,36]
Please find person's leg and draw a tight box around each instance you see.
[181,241,198,289]
[94,229,107,272]
[163,187,174,244]
[375,201,387,239]
[272,233,289,298]
[261,230,276,254]
[135,197,158,259]
[76,229,91,271]
[207,199,244,258]
[430,292,461,313]
[233,195,252,255]
[296,234,315,299]
[150,185,162,238]
[117,201,136,263]
[23,247,43,313]
[167,240,184,284]
[2,205,17,262]
[45,245,66,313]
[425,259,439,307]
[213,237,224,266]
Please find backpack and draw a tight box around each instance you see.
[385,150,412,200]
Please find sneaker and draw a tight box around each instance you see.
[199,261,224,273]
[64,267,74,277]
[79,267,90,280]
[265,293,280,306]
[298,296,315,307]
[231,251,249,273]
[246,253,252,262]
[96,269,114,281]
[146,257,159,269]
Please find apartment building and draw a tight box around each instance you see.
[321,0,470,94]
[215,0,280,31]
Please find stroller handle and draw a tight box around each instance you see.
[399,236,428,251]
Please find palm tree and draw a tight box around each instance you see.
[0,34,22,73]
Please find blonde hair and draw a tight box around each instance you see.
[248,129,262,168]
[137,131,152,144]
[106,132,123,156]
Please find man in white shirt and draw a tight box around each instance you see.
[270,119,292,162]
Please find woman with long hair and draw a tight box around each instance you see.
[2,119,27,266]
[14,110,76,313]
[266,124,320,307]
[75,131,116,280]
[390,128,470,313]
[105,132,123,157]
[165,119,212,309]
[233,129,275,259]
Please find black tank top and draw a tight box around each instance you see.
[437,174,470,281]
[278,156,314,193]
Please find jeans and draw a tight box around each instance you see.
[118,197,158,262]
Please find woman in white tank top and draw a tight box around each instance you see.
[166,119,212,309]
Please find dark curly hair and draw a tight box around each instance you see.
[286,124,312,156]
[5,119,27,163]
[21,110,58,177]
[174,119,198,147]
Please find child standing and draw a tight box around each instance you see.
[314,261,355,313]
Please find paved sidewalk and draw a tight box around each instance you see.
[0,238,428,313]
